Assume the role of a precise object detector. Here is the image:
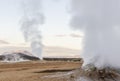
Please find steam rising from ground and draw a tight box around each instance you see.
[20,0,44,59]
[70,0,120,69]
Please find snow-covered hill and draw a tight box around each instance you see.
[0,51,40,62]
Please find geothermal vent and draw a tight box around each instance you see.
[20,0,44,59]
[70,0,120,80]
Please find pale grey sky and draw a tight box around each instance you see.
[0,0,82,49]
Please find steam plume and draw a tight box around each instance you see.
[20,0,44,59]
[70,0,120,69]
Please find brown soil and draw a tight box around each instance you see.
[0,61,120,81]
[0,61,81,81]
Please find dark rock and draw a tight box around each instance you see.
[79,66,120,81]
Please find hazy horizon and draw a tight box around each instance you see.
[0,45,81,58]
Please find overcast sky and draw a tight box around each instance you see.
[0,0,82,49]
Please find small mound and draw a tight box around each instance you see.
[76,65,120,81]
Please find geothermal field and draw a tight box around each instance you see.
[0,57,119,81]
[1,0,120,81]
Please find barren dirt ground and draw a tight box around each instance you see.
[0,61,81,81]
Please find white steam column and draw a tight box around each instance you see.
[20,0,44,59]
[70,0,120,69]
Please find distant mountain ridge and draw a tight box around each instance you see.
[0,46,80,58]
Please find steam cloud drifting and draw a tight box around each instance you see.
[70,0,120,69]
[21,0,44,59]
